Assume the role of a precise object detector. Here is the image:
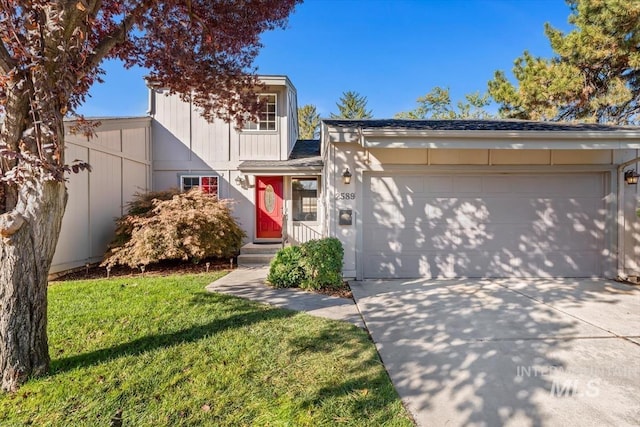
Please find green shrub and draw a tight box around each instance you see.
[267,245,305,288]
[103,188,245,268]
[267,237,345,290]
[299,238,344,290]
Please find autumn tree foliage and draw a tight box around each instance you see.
[0,0,298,392]
[488,0,640,124]
[103,189,245,269]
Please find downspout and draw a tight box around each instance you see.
[321,122,330,238]
[146,87,154,116]
[146,88,155,191]
[616,155,640,279]
[188,98,193,163]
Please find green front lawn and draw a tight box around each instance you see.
[0,273,411,426]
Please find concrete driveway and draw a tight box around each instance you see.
[350,278,640,427]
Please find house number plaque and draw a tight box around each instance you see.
[336,192,356,200]
[264,184,276,213]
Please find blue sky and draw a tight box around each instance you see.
[78,0,574,119]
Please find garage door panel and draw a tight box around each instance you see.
[364,250,601,279]
[426,176,454,192]
[364,222,602,254]
[479,176,514,193]
[363,173,607,278]
[366,196,605,226]
[370,176,424,197]
[452,176,483,193]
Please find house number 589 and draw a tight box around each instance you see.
[336,192,356,200]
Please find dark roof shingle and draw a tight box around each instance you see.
[238,139,322,171]
[289,139,320,158]
[322,119,637,132]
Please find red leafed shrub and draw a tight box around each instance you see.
[103,188,245,268]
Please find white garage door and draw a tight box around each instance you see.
[363,173,607,278]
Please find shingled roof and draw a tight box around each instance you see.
[323,119,638,132]
[289,139,320,158]
[238,139,322,171]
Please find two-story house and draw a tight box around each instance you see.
[52,75,640,282]
[150,75,323,247]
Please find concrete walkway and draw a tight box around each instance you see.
[206,269,640,426]
[350,277,640,427]
[206,266,365,329]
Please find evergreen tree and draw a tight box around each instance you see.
[488,0,640,125]
[330,91,373,119]
[298,104,321,139]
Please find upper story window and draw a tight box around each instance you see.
[243,94,277,131]
[180,175,218,196]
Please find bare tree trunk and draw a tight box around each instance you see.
[0,179,67,392]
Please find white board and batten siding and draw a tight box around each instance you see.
[286,85,299,156]
[150,76,299,243]
[238,132,280,160]
[622,152,640,276]
[50,117,152,275]
[151,78,295,172]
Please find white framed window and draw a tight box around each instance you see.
[180,175,218,196]
[243,94,277,131]
[292,177,318,222]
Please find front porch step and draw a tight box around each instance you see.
[240,243,282,255]
[237,243,282,266]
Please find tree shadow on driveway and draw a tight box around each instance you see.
[350,278,640,427]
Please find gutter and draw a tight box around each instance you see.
[617,155,640,280]
[360,129,640,140]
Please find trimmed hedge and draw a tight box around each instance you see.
[267,237,344,290]
[266,246,305,288]
[299,238,344,290]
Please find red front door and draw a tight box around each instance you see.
[256,176,283,239]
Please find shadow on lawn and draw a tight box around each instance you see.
[50,295,296,375]
[287,325,411,425]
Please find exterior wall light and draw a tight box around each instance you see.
[342,168,352,185]
[234,175,245,186]
[624,169,639,185]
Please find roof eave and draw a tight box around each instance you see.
[363,137,640,150]
[359,128,640,140]
[324,126,640,149]
[238,165,323,174]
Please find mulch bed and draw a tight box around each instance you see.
[51,259,353,300]
[50,258,232,282]
[313,284,353,299]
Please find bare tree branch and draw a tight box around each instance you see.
[85,2,144,71]
[62,0,102,39]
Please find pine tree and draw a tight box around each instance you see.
[488,0,640,125]
[298,104,321,139]
[330,91,373,119]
